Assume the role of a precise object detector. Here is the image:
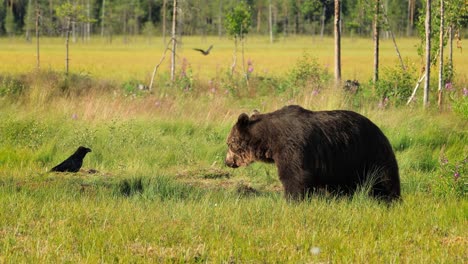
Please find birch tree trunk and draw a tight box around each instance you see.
[437,0,444,108]
[448,25,453,69]
[35,0,40,70]
[269,0,273,43]
[86,0,90,41]
[72,1,76,44]
[26,0,32,42]
[218,0,223,39]
[101,0,105,37]
[407,0,415,36]
[231,37,237,76]
[320,4,326,39]
[66,17,71,75]
[162,0,167,44]
[170,0,177,82]
[423,0,431,108]
[373,0,380,85]
[334,0,341,85]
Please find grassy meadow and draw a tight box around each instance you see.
[0,35,467,262]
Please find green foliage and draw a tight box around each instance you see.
[285,53,332,96]
[416,0,468,59]
[434,153,466,197]
[4,5,15,36]
[55,2,89,24]
[452,94,468,119]
[375,63,416,106]
[142,21,156,41]
[224,1,252,39]
[0,76,26,97]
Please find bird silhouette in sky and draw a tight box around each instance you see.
[50,146,92,172]
[193,45,213,55]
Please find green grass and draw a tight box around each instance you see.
[0,35,467,262]
[0,107,466,262]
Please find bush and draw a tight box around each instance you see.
[375,63,416,106]
[0,75,27,98]
[285,53,332,96]
[451,87,468,119]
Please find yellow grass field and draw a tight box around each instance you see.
[1,35,466,84]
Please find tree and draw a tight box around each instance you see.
[269,0,273,43]
[56,1,90,75]
[373,0,380,86]
[100,0,106,36]
[35,0,40,70]
[5,1,16,36]
[24,0,34,41]
[334,0,341,85]
[162,0,167,43]
[423,0,431,108]
[170,0,177,81]
[225,1,252,77]
[437,0,444,108]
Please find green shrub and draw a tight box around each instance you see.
[286,53,332,97]
[0,75,27,97]
[452,89,468,119]
[375,63,416,106]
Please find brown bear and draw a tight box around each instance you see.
[225,105,401,201]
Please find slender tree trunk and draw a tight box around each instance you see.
[170,0,177,82]
[218,0,223,38]
[86,0,90,41]
[448,25,453,69]
[320,4,326,39]
[231,37,237,76]
[257,7,261,33]
[66,17,71,75]
[163,0,167,44]
[269,0,273,43]
[25,0,33,42]
[423,0,431,108]
[101,0,106,37]
[123,9,128,44]
[242,36,248,84]
[334,0,341,85]
[380,2,405,71]
[407,0,415,36]
[72,1,77,43]
[35,0,40,70]
[437,0,444,108]
[373,0,380,86]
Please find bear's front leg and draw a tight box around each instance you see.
[277,165,308,200]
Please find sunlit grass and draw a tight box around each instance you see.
[2,35,466,83]
[0,35,466,262]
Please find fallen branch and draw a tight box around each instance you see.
[148,39,173,91]
[407,73,426,105]
[380,3,405,71]
[406,37,446,105]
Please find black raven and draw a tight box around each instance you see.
[193,45,213,55]
[50,146,92,172]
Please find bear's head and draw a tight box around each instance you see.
[225,113,256,168]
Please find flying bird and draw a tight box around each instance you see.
[50,146,92,172]
[193,45,213,55]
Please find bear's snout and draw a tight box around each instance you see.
[225,159,239,168]
[225,149,239,168]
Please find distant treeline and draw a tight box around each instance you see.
[0,0,466,39]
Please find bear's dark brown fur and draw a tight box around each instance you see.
[225,105,401,201]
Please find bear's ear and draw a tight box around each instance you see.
[251,109,260,116]
[237,113,250,129]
